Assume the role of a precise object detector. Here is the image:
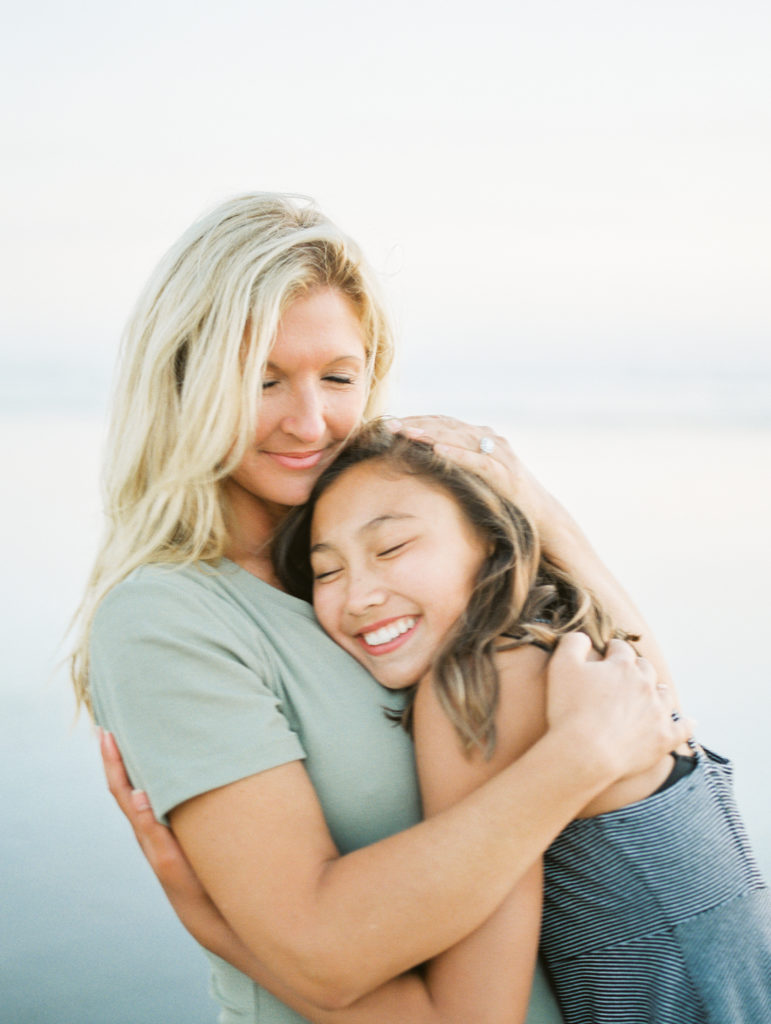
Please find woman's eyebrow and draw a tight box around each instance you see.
[310,513,417,555]
[265,353,365,372]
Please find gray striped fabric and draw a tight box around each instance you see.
[542,747,771,1022]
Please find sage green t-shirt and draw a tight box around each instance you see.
[90,560,563,1024]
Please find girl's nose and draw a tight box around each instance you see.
[345,572,387,617]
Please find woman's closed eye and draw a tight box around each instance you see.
[261,373,357,392]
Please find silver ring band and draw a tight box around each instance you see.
[479,436,495,455]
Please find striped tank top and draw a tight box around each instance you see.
[541,745,771,1022]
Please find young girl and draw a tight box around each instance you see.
[273,420,771,1024]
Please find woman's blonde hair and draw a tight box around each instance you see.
[71,193,394,714]
[273,422,638,757]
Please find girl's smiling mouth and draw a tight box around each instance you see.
[357,616,419,654]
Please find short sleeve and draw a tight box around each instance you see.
[90,569,306,823]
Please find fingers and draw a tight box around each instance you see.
[99,727,154,825]
[603,637,638,664]
[436,444,513,498]
[671,715,697,748]
[99,727,131,804]
[386,415,503,457]
[384,415,539,513]
[551,631,593,664]
[131,789,153,813]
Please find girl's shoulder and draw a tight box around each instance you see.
[492,642,550,764]
[494,641,550,701]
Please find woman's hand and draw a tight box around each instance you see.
[387,415,681,703]
[545,634,693,782]
[98,728,241,954]
[385,415,563,536]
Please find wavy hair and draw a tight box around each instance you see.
[70,193,394,714]
[273,421,636,756]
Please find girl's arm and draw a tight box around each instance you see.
[101,635,689,1018]
[409,642,554,1024]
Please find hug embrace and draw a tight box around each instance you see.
[70,194,771,1023]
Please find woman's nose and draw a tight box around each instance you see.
[281,386,326,442]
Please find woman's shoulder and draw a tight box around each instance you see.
[94,561,243,637]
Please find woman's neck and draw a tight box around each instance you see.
[221,480,290,587]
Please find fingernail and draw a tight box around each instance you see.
[131,789,151,812]
[404,427,425,438]
[384,418,402,431]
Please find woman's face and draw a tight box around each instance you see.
[228,288,370,513]
[310,463,488,689]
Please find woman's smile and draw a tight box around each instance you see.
[226,288,370,518]
[262,448,330,470]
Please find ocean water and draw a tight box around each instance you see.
[2,380,770,1022]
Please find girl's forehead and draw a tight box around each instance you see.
[323,461,438,505]
[311,461,465,538]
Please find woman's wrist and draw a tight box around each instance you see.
[540,717,621,794]
[535,502,587,564]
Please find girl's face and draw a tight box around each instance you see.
[227,288,369,514]
[310,462,488,689]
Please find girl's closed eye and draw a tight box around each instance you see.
[377,540,411,558]
[311,559,343,582]
[313,568,341,582]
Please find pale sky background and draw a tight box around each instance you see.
[2,0,770,414]
[2,7,770,1018]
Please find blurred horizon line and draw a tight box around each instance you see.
[4,350,769,429]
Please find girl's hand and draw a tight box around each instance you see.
[545,634,693,782]
[385,415,561,534]
[98,729,237,952]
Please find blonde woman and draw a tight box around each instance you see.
[74,193,690,1024]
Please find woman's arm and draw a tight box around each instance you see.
[103,727,538,1024]
[387,417,675,688]
[101,635,689,1016]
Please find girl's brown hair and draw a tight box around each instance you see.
[273,421,636,756]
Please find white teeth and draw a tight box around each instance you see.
[362,617,416,647]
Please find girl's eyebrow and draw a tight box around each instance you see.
[310,513,417,555]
